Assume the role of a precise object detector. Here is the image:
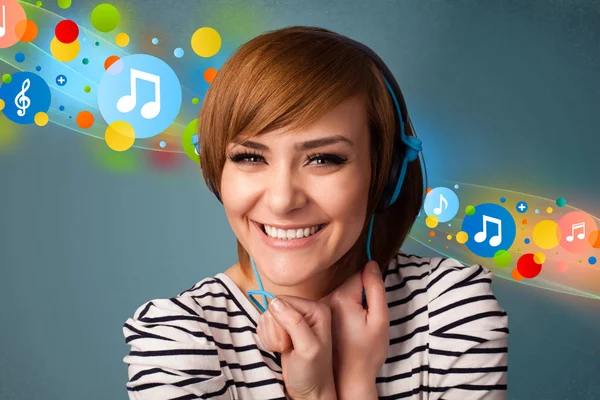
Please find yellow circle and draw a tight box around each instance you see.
[425,215,438,229]
[532,220,560,249]
[0,99,4,111]
[446,234,452,240]
[34,112,49,126]
[456,231,469,244]
[533,252,546,264]
[546,207,553,214]
[115,32,130,47]
[105,121,135,151]
[50,37,80,62]
[191,27,221,57]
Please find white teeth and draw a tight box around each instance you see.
[262,224,322,240]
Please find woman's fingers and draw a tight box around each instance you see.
[362,261,389,327]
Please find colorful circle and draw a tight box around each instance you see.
[91,4,120,33]
[524,238,530,244]
[82,58,89,65]
[15,19,39,42]
[556,197,567,207]
[182,118,200,163]
[532,220,559,250]
[98,54,182,139]
[500,197,506,203]
[424,187,459,222]
[34,111,48,126]
[50,37,80,62]
[557,261,568,272]
[512,267,524,281]
[461,203,516,258]
[456,231,468,244]
[516,201,528,213]
[465,205,475,216]
[557,211,598,253]
[174,48,184,58]
[546,207,553,214]
[533,252,546,264]
[56,74,67,86]
[83,86,91,93]
[517,253,542,278]
[0,72,51,125]
[15,52,25,62]
[493,250,512,268]
[58,0,72,9]
[55,20,79,44]
[105,120,135,151]
[589,256,597,265]
[0,1,27,48]
[191,97,199,104]
[152,38,158,45]
[159,140,166,148]
[2,74,12,84]
[76,111,94,129]
[104,55,120,70]
[191,27,221,57]
[115,32,129,47]
[425,215,439,229]
[0,99,5,111]
[589,230,600,249]
[204,67,218,83]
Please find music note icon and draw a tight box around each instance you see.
[474,214,502,247]
[566,222,585,242]
[117,68,161,119]
[0,5,6,39]
[433,194,448,215]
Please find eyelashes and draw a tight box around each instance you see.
[226,150,348,168]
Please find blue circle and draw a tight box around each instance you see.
[524,238,530,244]
[98,54,182,139]
[500,197,506,203]
[35,66,41,71]
[159,140,166,148]
[56,75,67,86]
[590,256,597,265]
[461,203,516,258]
[174,48,184,58]
[516,201,528,213]
[152,38,159,45]
[0,72,51,125]
[59,105,65,111]
[15,52,25,63]
[535,209,540,214]
[424,187,459,223]
[454,184,459,189]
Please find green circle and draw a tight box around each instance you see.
[95,41,100,46]
[556,197,567,207]
[465,205,476,216]
[57,0,72,9]
[82,58,89,65]
[35,1,42,6]
[90,4,120,33]
[2,74,12,84]
[493,250,512,268]
[182,118,200,163]
[192,97,199,105]
[84,86,91,93]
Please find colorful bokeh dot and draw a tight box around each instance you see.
[115,32,130,47]
[15,19,39,42]
[588,230,600,249]
[425,215,438,228]
[36,1,42,6]
[152,38,158,45]
[446,234,452,240]
[557,261,568,272]
[0,99,5,111]
[204,67,218,83]
[532,220,559,249]
[456,231,468,244]
[191,27,221,57]
[493,250,512,268]
[95,41,100,46]
[524,238,530,244]
[174,47,184,58]
[59,105,65,111]
[556,197,567,207]
[535,209,540,214]
[159,140,166,148]
[36,66,41,71]
[589,256,597,265]
[82,58,89,65]
[533,252,546,264]
[76,111,94,129]
[546,207,553,214]
[91,4,120,33]
[50,37,80,62]
[55,20,79,44]
[191,97,199,104]
[105,120,135,151]
[512,268,524,281]
[34,112,49,126]
[500,197,506,203]
[517,253,542,278]
[58,0,72,9]
[454,184,459,189]
[84,86,91,93]
[15,52,25,62]
[104,55,120,70]
[522,219,528,224]
[465,205,475,216]
[429,231,435,237]
[2,74,11,84]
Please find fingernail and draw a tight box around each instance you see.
[368,262,380,274]
[271,298,285,313]
[278,339,284,353]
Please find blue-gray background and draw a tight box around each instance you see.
[1,0,599,399]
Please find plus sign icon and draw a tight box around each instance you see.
[516,201,528,213]
[56,75,67,86]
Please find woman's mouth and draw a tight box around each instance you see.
[252,221,328,249]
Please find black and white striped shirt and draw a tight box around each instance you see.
[123,252,509,399]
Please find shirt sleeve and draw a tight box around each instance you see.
[122,296,233,399]
[426,257,509,400]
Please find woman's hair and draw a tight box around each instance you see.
[198,25,424,288]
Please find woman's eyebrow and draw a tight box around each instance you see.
[236,135,354,151]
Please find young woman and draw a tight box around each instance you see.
[123,25,509,399]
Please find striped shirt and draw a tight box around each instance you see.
[123,252,509,399]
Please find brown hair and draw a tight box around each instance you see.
[198,25,424,290]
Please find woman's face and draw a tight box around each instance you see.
[220,94,372,298]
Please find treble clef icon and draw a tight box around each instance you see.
[15,78,31,117]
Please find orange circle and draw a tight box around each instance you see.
[522,219,528,225]
[512,268,523,281]
[429,231,435,237]
[15,19,38,42]
[76,111,94,129]
[426,188,432,194]
[204,67,218,83]
[589,230,600,249]
[104,55,120,70]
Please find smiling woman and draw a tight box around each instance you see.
[122,25,509,400]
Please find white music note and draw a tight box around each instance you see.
[116,68,161,119]
[0,5,6,39]
[474,215,502,247]
[15,78,31,117]
[433,194,448,215]
[566,222,585,242]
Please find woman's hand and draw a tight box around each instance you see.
[321,260,389,388]
[257,295,337,400]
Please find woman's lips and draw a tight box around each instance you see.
[253,220,327,249]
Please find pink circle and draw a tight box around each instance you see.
[0,1,27,48]
[557,211,597,253]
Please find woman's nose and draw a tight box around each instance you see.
[265,168,307,214]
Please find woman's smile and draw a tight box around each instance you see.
[252,220,329,249]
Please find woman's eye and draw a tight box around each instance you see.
[227,152,266,164]
[306,153,348,167]
[227,152,348,167]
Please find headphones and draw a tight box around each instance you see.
[201,29,427,313]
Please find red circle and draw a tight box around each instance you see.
[55,20,79,44]
[517,253,542,278]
